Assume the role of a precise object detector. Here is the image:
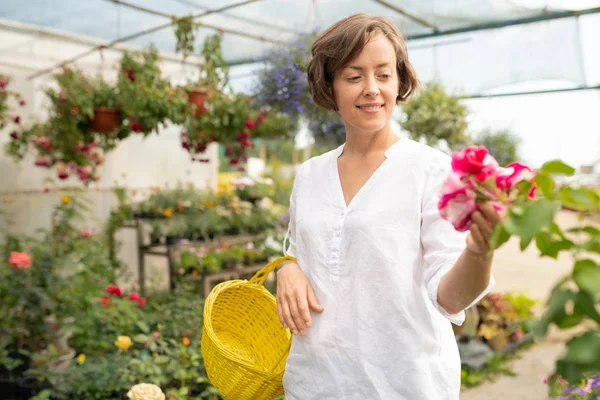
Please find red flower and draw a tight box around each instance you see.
[19,99,26,106]
[128,292,140,302]
[230,158,238,165]
[127,69,135,82]
[14,116,21,124]
[100,296,111,307]
[34,156,50,167]
[129,121,142,132]
[0,80,7,89]
[244,119,255,130]
[225,145,233,155]
[10,131,19,139]
[57,171,69,180]
[81,230,92,238]
[181,141,191,150]
[137,297,147,308]
[106,284,123,297]
[196,143,207,153]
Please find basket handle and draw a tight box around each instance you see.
[249,256,297,286]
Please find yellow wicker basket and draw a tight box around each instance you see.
[201,256,295,400]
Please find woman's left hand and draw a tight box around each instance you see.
[466,202,503,255]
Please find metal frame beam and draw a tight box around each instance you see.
[462,85,600,100]
[372,0,439,31]
[26,0,264,80]
[407,6,600,40]
[107,0,285,45]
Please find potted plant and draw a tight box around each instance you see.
[89,75,121,135]
[188,33,229,116]
[117,46,191,136]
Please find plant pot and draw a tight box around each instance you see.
[90,107,120,134]
[188,89,207,117]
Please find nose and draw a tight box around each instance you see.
[363,75,379,97]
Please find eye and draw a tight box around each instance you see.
[347,76,361,82]
[379,74,392,79]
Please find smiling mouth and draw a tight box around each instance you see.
[356,105,384,111]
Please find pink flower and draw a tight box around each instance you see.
[9,252,31,269]
[244,119,255,129]
[495,162,536,199]
[19,99,26,106]
[438,172,477,232]
[81,230,92,238]
[0,80,7,89]
[451,145,499,181]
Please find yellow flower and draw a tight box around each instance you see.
[127,383,165,400]
[202,200,217,209]
[182,337,190,346]
[163,208,173,218]
[115,335,133,350]
[77,353,86,364]
[61,195,71,204]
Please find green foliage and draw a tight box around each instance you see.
[400,81,469,150]
[173,15,199,60]
[493,159,600,383]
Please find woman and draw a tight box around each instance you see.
[275,13,500,400]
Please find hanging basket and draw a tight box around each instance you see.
[201,256,294,400]
[188,88,207,117]
[90,107,119,134]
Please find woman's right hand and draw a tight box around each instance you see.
[276,262,323,336]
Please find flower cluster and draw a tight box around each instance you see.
[438,145,536,232]
[102,284,146,308]
[0,74,26,132]
[544,373,600,399]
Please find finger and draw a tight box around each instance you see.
[480,202,502,226]
[280,296,299,335]
[276,295,287,329]
[296,293,312,331]
[307,285,324,314]
[471,211,493,239]
[287,293,306,335]
[469,224,489,253]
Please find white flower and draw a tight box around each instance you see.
[127,383,165,400]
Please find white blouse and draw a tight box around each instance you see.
[282,138,495,400]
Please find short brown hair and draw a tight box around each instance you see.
[307,13,419,111]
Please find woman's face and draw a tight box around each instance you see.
[333,33,399,137]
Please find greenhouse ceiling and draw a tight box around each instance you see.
[2,0,600,67]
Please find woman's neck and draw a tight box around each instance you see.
[343,125,399,157]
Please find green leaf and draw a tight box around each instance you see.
[533,173,555,198]
[490,223,511,250]
[573,259,600,295]
[531,286,574,337]
[136,320,150,333]
[560,331,600,368]
[510,199,559,246]
[133,334,150,343]
[573,291,600,324]
[154,355,170,365]
[540,160,575,176]
[534,230,573,258]
[559,187,599,211]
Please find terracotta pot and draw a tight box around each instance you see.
[188,89,207,117]
[90,107,119,134]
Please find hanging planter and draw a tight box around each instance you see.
[187,88,207,117]
[90,107,120,134]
